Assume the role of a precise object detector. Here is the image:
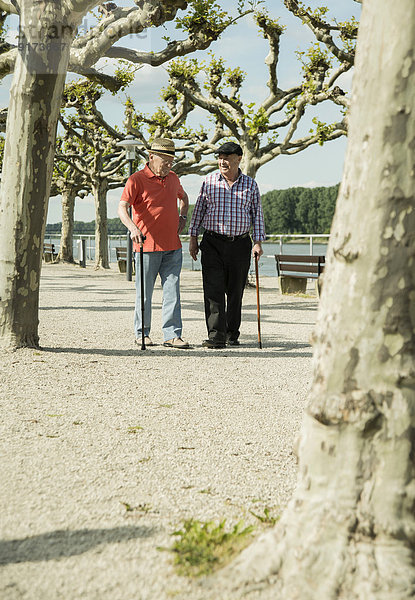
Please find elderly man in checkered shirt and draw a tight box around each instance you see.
[189,141,266,349]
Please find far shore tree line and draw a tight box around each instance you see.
[45,183,340,238]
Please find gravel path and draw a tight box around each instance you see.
[0,262,318,600]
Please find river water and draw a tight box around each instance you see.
[44,237,328,278]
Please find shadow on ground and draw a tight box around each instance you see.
[42,340,312,359]
[0,525,155,565]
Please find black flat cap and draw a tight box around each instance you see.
[215,141,243,156]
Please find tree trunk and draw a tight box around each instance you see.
[0,2,74,349]
[240,147,259,179]
[93,179,110,269]
[57,187,76,263]
[210,1,415,598]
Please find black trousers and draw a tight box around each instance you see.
[200,232,252,343]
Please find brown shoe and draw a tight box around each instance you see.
[202,339,225,349]
[163,337,190,349]
[135,336,155,347]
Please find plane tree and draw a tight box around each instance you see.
[55,77,136,269]
[126,1,359,178]
[50,140,89,264]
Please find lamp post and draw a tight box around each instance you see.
[117,136,141,281]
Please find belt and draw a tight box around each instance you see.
[206,231,250,242]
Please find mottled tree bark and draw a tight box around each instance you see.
[57,187,77,263]
[241,151,259,180]
[210,1,415,598]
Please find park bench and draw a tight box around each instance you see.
[275,254,325,295]
[43,243,58,262]
[115,246,135,274]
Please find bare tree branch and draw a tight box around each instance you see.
[283,0,356,66]
[0,47,16,79]
[69,65,131,92]
[0,0,18,14]
[255,13,286,110]
[103,7,253,67]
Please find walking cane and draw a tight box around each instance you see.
[139,236,146,351]
[254,252,262,349]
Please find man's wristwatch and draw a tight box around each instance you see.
[179,215,187,220]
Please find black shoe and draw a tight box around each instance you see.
[227,339,240,346]
[202,339,226,349]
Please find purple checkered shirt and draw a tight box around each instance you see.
[189,171,266,241]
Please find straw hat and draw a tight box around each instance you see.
[149,138,176,158]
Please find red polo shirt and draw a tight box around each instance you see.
[120,164,185,252]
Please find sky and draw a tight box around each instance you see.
[0,0,361,223]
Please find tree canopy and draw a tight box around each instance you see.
[124,1,359,178]
[0,1,254,86]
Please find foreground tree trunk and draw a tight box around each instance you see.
[0,2,76,349]
[57,187,77,263]
[210,1,415,598]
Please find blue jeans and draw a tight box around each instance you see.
[134,248,183,341]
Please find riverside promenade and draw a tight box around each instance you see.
[0,262,319,600]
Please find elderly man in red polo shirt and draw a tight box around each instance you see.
[118,138,190,348]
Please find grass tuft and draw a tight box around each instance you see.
[249,506,280,526]
[127,425,143,433]
[169,519,254,577]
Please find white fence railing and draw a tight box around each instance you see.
[43,234,127,262]
[262,233,330,257]
[43,233,330,276]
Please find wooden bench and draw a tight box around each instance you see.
[43,243,58,262]
[115,246,135,274]
[275,254,325,295]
